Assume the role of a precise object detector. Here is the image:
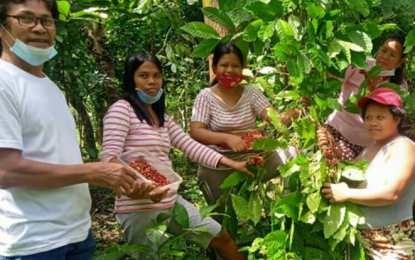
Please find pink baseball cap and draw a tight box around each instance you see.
[358,88,402,109]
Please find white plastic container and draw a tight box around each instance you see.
[117,147,182,200]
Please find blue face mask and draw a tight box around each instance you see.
[136,88,163,104]
[1,25,57,66]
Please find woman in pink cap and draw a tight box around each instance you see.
[322,88,415,259]
[318,35,408,161]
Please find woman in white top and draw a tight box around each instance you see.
[322,88,415,259]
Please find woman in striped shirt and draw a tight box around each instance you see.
[101,51,251,259]
[190,43,300,222]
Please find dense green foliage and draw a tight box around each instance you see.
[2,0,415,259]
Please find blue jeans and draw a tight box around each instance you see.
[0,232,95,260]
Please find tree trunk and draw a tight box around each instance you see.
[68,92,98,161]
[88,22,119,144]
[61,72,98,161]
[202,0,230,83]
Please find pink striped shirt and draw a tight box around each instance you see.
[101,100,223,212]
[191,86,271,132]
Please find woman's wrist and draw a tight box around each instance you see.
[218,156,236,169]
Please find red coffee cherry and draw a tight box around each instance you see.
[218,131,265,150]
[247,153,265,169]
[129,160,170,187]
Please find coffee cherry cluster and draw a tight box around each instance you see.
[218,131,265,150]
[247,153,265,169]
[324,146,342,166]
[129,160,170,187]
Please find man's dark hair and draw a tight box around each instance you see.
[0,0,59,26]
[123,51,166,127]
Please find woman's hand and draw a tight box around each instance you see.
[321,182,350,203]
[148,185,171,203]
[233,161,255,177]
[360,70,386,92]
[301,97,310,110]
[218,157,254,177]
[125,179,157,199]
[317,127,335,149]
[224,134,248,153]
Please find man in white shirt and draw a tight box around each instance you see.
[0,0,157,259]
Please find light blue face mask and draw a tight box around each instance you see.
[136,88,163,104]
[1,25,57,66]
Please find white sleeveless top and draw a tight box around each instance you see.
[359,136,415,228]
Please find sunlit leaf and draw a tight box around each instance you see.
[249,192,262,224]
[173,202,189,229]
[231,194,250,221]
[306,192,321,213]
[405,28,415,48]
[258,23,275,41]
[220,171,249,189]
[192,39,220,57]
[275,19,295,41]
[324,203,346,238]
[242,19,263,42]
[306,3,325,20]
[368,65,383,78]
[344,0,370,17]
[181,22,220,39]
[245,1,278,22]
[202,7,235,30]
[348,30,372,52]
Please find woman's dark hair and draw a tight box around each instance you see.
[378,35,407,85]
[210,43,244,86]
[123,51,165,127]
[0,0,59,26]
[361,100,406,133]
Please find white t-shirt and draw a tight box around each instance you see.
[0,59,91,256]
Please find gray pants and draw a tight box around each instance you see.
[198,147,298,222]
[116,195,221,259]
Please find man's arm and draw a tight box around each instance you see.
[0,148,138,197]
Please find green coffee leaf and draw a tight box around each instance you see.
[344,0,370,17]
[57,1,70,21]
[181,22,220,39]
[324,203,346,238]
[192,39,220,57]
[200,204,218,219]
[258,23,275,41]
[146,223,167,244]
[231,194,250,221]
[249,192,262,224]
[405,28,415,48]
[263,230,288,252]
[173,202,189,229]
[306,192,321,213]
[275,19,295,41]
[306,3,325,20]
[202,7,235,30]
[300,211,316,224]
[242,19,263,42]
[220,171,249,189]
[245,2,278,22]
[348,31,372,53]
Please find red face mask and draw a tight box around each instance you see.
[215,71,244,89]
